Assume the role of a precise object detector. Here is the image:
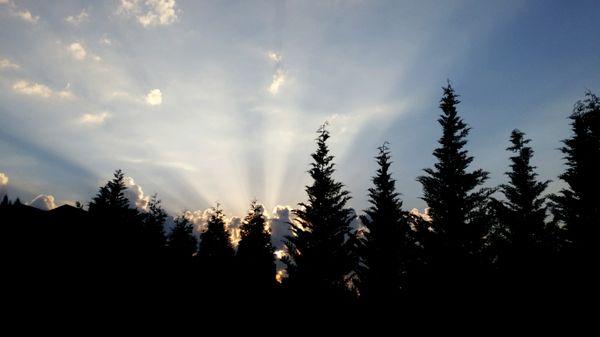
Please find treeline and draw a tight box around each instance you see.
[1,83,598,308]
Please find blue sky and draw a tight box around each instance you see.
[1,0,599,219]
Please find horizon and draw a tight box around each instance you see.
[1,0,599,220]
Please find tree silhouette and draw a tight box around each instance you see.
[416,82,492,294]
[284,123,357,300]
[550,92,600,257]
[237,200,276,291]
[198,205,234,258]
[140,194,167,258]
[168,215,198,259]
[357,142,410,302]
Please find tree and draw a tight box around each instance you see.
[140,194,167,257]
[357,142,411,302]
[197,205,234,258]
[237,200,276,290]
[283,123,356,299]
[494,130,550,260]
[416,82,492,290]
[168,215,198,259]
[550,92,600,257]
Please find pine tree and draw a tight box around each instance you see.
[495,130,550,257]
[416,82,492,283]
[197,205,234,258]
[237,200,276,289]
[140,194,167,257]
[357,142,410,302]
[550,92,600,256]
[168,215,198,259]
[283,123,356,298]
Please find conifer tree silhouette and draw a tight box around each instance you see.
[550,92,600,259]
[140,194,167,258]
[357,142,410,302]
[284,123,356,299]
[493,130,550,263]
[237,200,276,289]
[197,205,234,258]
[417,82,492,292]
[168,215,198,259]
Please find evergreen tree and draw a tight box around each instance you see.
[357,142,410,302]
[237,200,276,289]
[140,194,167,257]
[197,205,234,258]
[168,215,198,259]
[495,130,550,259]
[283,123,356,298]
[1,195,10,208]
[416,82,492,286]
[550,92,600,256]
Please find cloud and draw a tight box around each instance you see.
[57,90,76,100]
[68,42,87,60]
[0,58,19,70]
[267,205,293,248]
[12,80,52,98]
[267,52,286,95]
[118,0,179,27]
[100,35,112,46]
[29,194,57,210]
[145,89,162,105]
[409,208,432,222]
[269,69,286,95]
[0,172,8,186]
[78,112,109,125]
[65,9,89,25]
[0,0,9,5]
[14,9,39,24]
[123,176,150,210]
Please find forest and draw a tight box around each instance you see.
[1,83,598,310]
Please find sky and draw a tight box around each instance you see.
[1,0,599,224]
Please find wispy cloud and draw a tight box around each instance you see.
[12,80,52,98]
[65,9,89,25]
[267,52,286,95]
[0,57,19,69]
[78,112,109,126]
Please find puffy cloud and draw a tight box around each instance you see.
[29,194,57,210]
[267,51,282,63]
[78,112,109,125]
[145,89,162,105]
[12,80,52,98]
[119,0,179,27]
[68,42,87,60]
[267,205,293,248]
[0,172,8,186]
[123,176,150,210]
[0,58,19,70]
[409,207,432,222]
[65,9,89,25]
[14,9,39,24]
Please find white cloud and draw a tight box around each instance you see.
[12,80,52,98]
[0,58,19,70]
[123,177,150,210]
[14,9,39,24]
[410,208,432,222]
[68,42,87,60]
[119,0,179,27]
[29,195,57,210]
[269,69,285,95]
[100,35,112,46]
[78,112,109,126]
[0,172,8,186]
[145,89,162,105]
[267,205,293,248]
[65,9,89,25]
[57,90,76,100]
[267,51,282,63]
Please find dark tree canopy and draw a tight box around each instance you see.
[550,92,600,255]
[236,200,276,289]
[197,205,234,258]
[284,123,357,298]
[168,215,198,259]
[357,142,410,302]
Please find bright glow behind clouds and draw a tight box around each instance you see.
[0,1,598,217]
